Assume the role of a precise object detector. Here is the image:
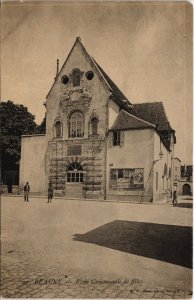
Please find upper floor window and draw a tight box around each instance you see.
[108,131,124,147]
[113,131,121,146]
[72,68,81,87]
[55,121,62,138]
[69,111,84,138]
[91,117,98,136]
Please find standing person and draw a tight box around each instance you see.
[48,184,54,203]
[172,190,177,206]
[24,182,30,202]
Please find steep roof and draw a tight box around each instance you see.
[133,102,176,149]
[133,102,171,131]
[111,109,155,131]
[93,60,136,112]
[46,37,136,115]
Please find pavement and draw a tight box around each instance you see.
[1,195,193,298]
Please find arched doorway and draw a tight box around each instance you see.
[65,162,84,198]
[67,162,83,183]
[182,184,191,195]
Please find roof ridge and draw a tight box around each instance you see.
[46,38,78,98]
[134,101,163,105]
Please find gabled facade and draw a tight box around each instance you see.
[20,37,176,202]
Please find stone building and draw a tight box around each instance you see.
[174,157,181,182]
[20,37,176,202]
[179,165,193,196]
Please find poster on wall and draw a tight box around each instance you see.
[110,168,144,190]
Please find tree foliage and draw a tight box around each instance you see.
[35,114,46,134]
[0,101,37,171]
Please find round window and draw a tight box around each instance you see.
[61,75,69,85]
[85,71,94,81]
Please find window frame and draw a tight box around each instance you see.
[90,116,99,136]
[67,162,84,183]
[72,68,81,87]
[113,131,121,146]
[68,111,84,138]
[55,120,62,138]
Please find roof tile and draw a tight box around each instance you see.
[111,110,155,130]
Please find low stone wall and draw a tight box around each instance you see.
[0,185,8,194]
[0,185,20,194]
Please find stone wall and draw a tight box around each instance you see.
[20,135,46,194]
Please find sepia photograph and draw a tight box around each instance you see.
[1,0,193,298]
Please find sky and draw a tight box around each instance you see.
[1,1,193,164]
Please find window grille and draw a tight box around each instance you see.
[67,162,83,183]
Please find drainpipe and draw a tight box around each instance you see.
[171,135,175,198]
[104,95,110,200]
[55,59,59,80]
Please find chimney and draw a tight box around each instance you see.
[56,59,59,77]
[54,59,59,81]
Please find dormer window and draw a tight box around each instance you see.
[72,68,81,87]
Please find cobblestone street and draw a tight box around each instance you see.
[1,196,192,298]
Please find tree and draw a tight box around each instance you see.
[35,114,46,134]
[0,101,37,183]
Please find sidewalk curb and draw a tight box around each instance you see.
[1,194,171,206]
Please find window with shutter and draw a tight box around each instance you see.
[113,131,120,146]
[108,132,113,147]
[112,131,124,146]
[120,131,125,147]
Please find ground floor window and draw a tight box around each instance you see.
[67,162,83,183]
[110,168,144,190]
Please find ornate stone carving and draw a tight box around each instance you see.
[63,85,92,102]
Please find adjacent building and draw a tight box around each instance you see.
[20,37,176,202]
[179,165,192,196]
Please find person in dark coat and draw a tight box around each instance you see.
[48,185,54,203]
[24,182,30,202]
[172,190,177,206]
